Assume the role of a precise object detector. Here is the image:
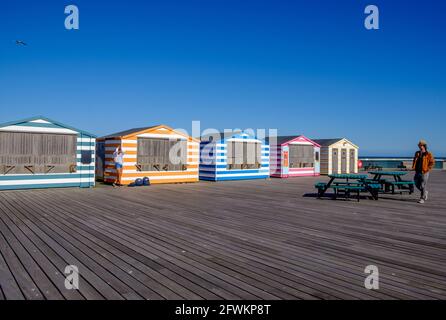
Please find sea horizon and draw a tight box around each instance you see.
[360,155,446,159]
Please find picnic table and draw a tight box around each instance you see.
[368,171,415,194]
[315,173,381,202]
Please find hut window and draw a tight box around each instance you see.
[137,138,187,171]
[81,150,93,164]
[227,141,262,170]
[0,132,77,174]
[289,145,314,168]
[315,151,320,162]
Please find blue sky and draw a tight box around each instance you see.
[1,0,445,156]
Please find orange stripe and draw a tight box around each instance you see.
[104,157,197,162]
[105,143,136,148]
[149,178,199,184]
[104,164,198,170]
[104,178,199,185]
[106,171,198,178]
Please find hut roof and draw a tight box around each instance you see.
[99,126,159,139]
[312,138,358,148]
[100,124,200,142]
[200,131,265,143]
[0,116,96,137]
[266,135,321,147]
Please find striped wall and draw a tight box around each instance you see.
[269,145,283,177]
[199,133,270,181]
[0,118,96,190]
[103,126,199,185]
[269,136,320,178]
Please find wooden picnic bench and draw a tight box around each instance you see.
[315,174,380,202]
[368,171,415,194]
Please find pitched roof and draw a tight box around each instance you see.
[265,135,301,145]
[99,124,200,142]
[312,138,343,146]
[99,126,158,139]
[312,138,357,147]
[200,130,250,142]
[0,116,97,137]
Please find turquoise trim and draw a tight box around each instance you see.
[0,183,93,191]
[76,165,95,170]
[77,142,96,147]
[0,174,94,181]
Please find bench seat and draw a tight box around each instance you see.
[315,182,327,189]
[387,180,415,185]
[332,185,364,190]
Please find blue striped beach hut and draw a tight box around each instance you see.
[199,131,270,181]
[0,116,96,190]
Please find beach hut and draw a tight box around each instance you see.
[267,135,321,178]
[0,116,96,190]
[97,125,199,185]
[199,131,270,181]
[312,138,359,175]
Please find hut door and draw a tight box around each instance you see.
[349,149,356,173]
[332,148,339,173]
[341,149,347,173]
[96,141,105,180]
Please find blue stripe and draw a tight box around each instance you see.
[198,176,217,181]
[216,175,269,181]
[199,164,217,169]
[77,165,95,170]
[77,142,95,147]
[199,174,269,181]
[0,174,94,181]
[0,183,93,190]
[214,169,269,175]
[200,164,269,169]
[212,160,269,164]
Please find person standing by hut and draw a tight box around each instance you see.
[113,146,125,187]
[412,140,435,204]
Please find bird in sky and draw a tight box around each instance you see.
[15,40,27,46]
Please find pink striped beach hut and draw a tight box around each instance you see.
[267,135,321,178]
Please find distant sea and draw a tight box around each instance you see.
[359,156,446,169]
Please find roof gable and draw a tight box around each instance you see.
[0,116,96,137]
[101,124,199,142]
[312,138,358,148]
[201,131,265,143]
[266,135,320,147]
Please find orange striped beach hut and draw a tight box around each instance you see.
[96,125,199,185]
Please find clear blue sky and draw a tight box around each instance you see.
[1,0,445,156]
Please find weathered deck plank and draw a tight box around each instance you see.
[0,171,445,300]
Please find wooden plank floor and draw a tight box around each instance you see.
[0,171,445,300]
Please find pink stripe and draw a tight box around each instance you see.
[289,167,315,172]
[287,172,319,177]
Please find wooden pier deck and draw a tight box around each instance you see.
[0,171,445,300]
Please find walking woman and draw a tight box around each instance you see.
[412,140,435,204]
[113,146,125,187]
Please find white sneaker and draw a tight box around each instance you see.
[418,199,425,204]
[424,191,428,201]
